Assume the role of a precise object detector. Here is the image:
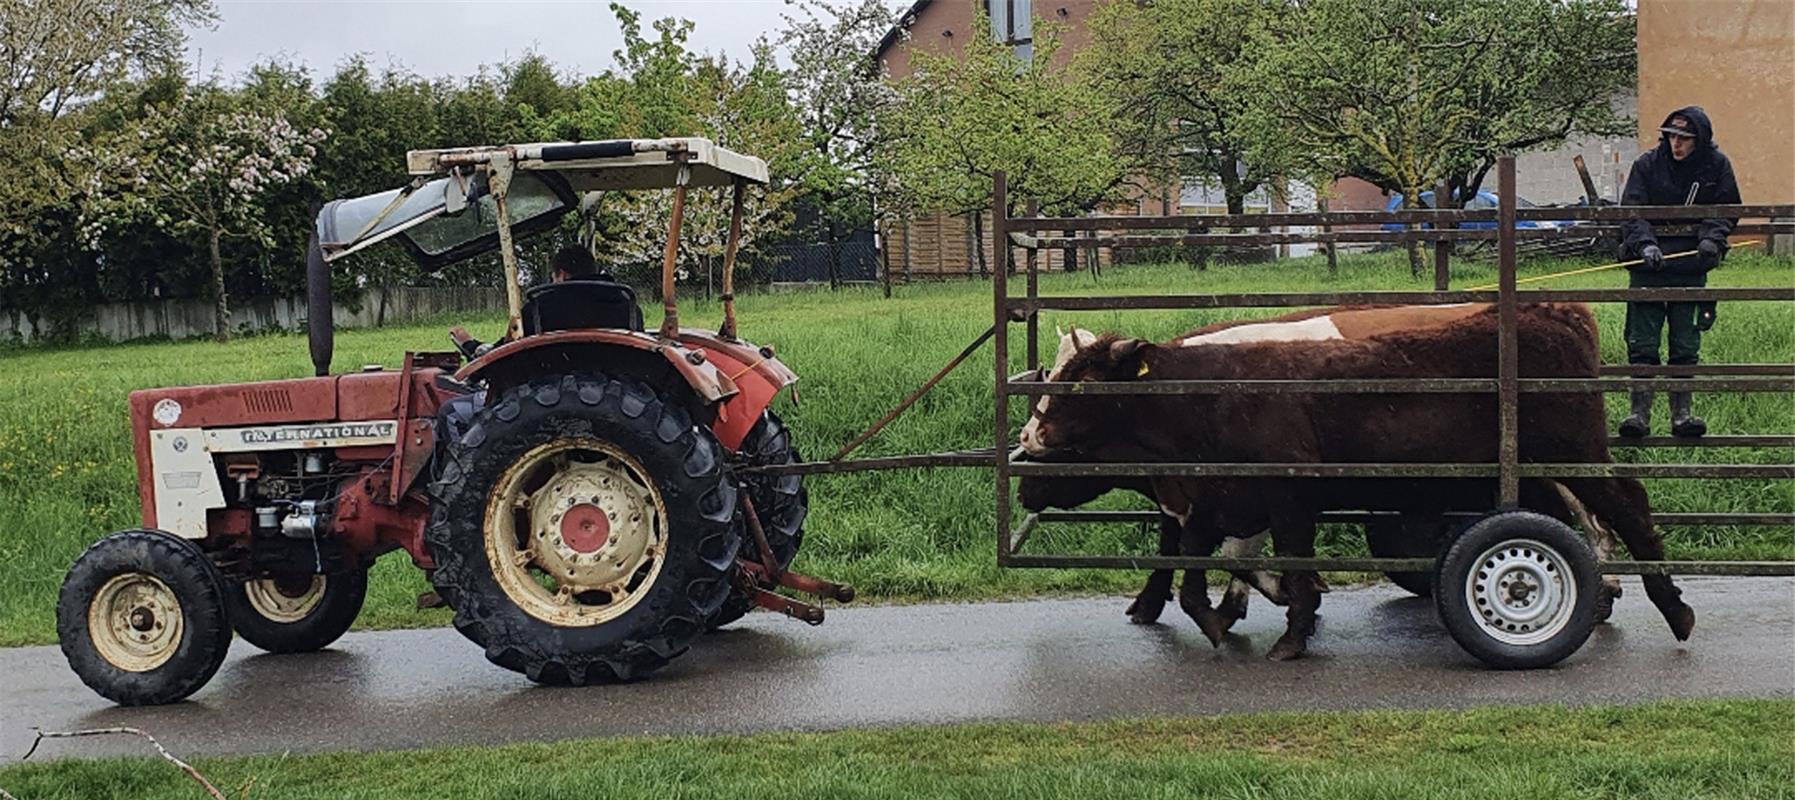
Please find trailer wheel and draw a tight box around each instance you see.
[709,410,808,629]
[427,372,740,685]
[1435,511,1597,670]
[227,568,367,653]
[56,530,233,705]
[1366,515,1449,598]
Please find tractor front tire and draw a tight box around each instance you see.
[227,568,367,653]
[709,410,808,629]
[427,372,740,685]
[57,529,233,706]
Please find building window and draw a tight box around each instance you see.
[986,0,1033,60]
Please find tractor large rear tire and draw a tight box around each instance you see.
[57,529,233,706]
[708,410,807,629]
[427,372,740,685]
[227,568,367,653]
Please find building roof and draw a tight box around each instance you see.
[875,0,935,59]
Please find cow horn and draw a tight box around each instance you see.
[1071,328,1087,349]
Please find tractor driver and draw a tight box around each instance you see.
[448,244,611,360]
[439,244,610,443]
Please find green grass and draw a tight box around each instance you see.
[1,699,1790,799]
[1,250,1790,646]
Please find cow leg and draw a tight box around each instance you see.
[1533,480,1624,623]
[1216,532,1277,624]
[1265,498,1321,662]
[1175,520,1234,647]
[1126,513,1179,625]
[1563,477,1694,640]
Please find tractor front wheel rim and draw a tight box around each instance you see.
[244,575,326,623]
[484,438,668,627]
[89,573,184,672]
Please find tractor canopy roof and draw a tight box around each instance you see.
[316,137,767,271]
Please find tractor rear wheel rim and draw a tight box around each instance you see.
[1466,538,1575,646]
[484,437,667,627]
[244,575,327,623]
[89,573,184,672]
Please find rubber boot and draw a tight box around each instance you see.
[1670,391,1707,438]
[1617,390,1651,439]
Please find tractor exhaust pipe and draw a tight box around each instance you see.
[306,232,333,377]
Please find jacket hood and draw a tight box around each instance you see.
[1658,105,1715,151]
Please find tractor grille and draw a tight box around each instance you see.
[241,389,294,415]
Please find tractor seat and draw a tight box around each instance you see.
[521,275,644,335]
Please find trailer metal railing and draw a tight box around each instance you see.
[990,155,1795,577]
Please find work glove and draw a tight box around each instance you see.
[1697,238,1722,270]
[1639,244,1664,271]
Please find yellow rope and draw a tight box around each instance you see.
[1467,239,1763,291]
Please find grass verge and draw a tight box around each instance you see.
[1,699,1790,799]
[2,250,1790,646]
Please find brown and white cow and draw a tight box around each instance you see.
[1019,315,1347,634]
[1019,303,1689,660]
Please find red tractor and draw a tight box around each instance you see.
[58,139,849,705]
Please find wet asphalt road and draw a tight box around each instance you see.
[2,577,1790,763]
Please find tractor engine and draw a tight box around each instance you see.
[227,450,344,535]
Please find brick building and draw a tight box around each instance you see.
[876,0,1173,276]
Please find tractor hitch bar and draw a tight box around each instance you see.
[734,559,855,626]
[735,487,861,624]
[734,495,855,625]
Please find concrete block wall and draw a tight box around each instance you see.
[2,286,506,346]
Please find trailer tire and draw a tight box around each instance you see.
[1436,511,1597,670]
[709,410,808,629]
[1366,517,1439,598]
[227,568,367,653]
[427,372,740,685]
[57,529,233,706]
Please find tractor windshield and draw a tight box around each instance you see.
[317,171,574,270]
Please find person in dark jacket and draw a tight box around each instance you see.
[1615,106,1739,439]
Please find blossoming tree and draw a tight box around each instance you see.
[83,90,326,340]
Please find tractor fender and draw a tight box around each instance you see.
[454,330,738,405]
[675,331,798,450]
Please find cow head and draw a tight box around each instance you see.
[1018,329,1157,457]
[1015,452,1124,511]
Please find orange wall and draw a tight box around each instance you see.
[1637,0,1795,203]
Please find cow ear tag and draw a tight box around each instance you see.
[1136,361,1151,377]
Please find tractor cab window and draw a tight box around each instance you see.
[318,171,575,271]
[406,172,569,257]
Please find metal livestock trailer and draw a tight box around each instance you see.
[966,155,1794,668]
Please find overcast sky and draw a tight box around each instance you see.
[184,1,885,83]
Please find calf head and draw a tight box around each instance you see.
[1018,329,1157,458]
